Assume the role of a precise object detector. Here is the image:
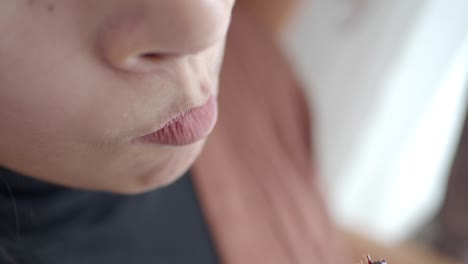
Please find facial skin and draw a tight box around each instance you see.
[0,0,234,194]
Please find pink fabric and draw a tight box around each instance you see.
[193,6,346,264]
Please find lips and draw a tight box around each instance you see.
[134,96,218,146]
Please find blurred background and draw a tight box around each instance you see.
[244,0,468,259]
[281,0,468,243]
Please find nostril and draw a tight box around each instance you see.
[139,52,178,63]
[120,52,176,72]
[140,52,165,62]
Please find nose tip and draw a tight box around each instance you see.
[98,1,233,72]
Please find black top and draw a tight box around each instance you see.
[0,167,219,264]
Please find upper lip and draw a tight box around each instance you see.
[156,107,194,130]
[131,95,211,140]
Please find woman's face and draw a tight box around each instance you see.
[0,0,234,193]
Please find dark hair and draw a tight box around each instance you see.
[1,171,18,264]
[0,246,17,264]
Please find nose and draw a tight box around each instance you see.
[98,0,233,72]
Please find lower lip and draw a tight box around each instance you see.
[136,96,218,146]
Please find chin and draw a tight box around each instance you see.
[115,140,205,195]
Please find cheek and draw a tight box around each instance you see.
[0,86,89,182]
[0,38,111,180]
[209,40,227,79]
[0,67,88,146]
[0,23,92,148]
